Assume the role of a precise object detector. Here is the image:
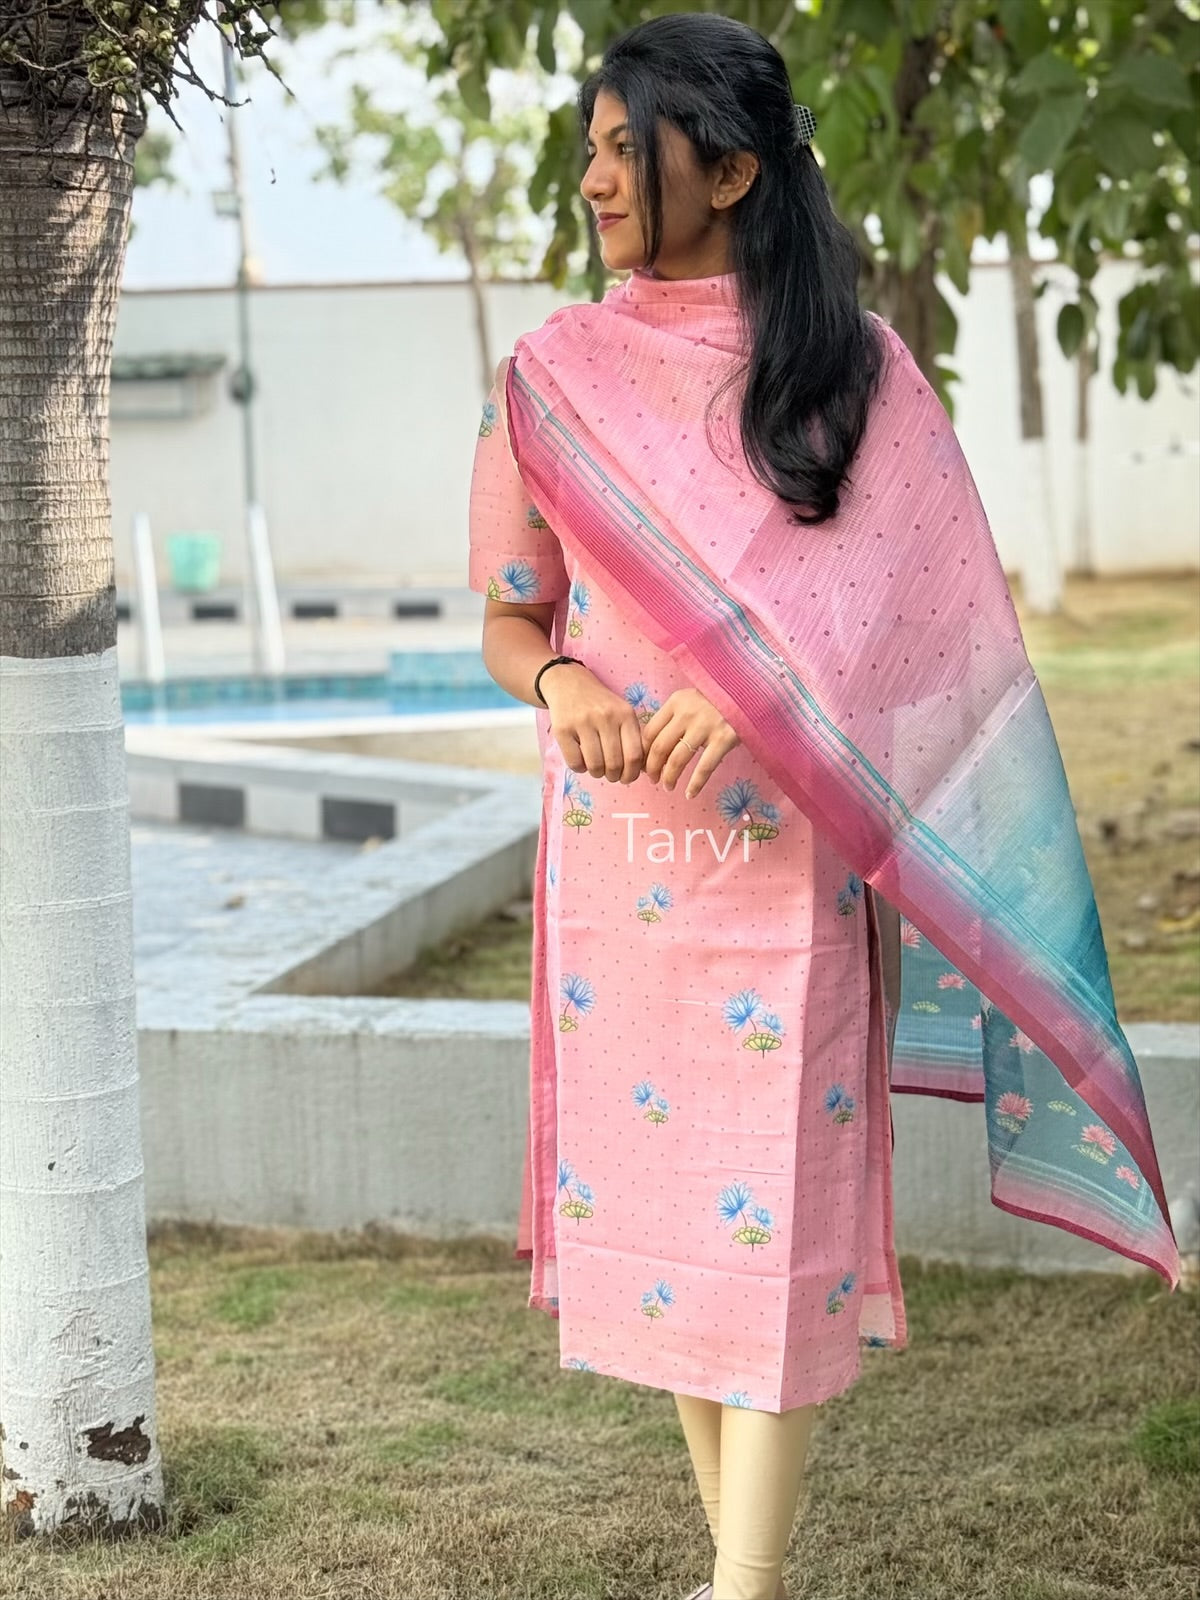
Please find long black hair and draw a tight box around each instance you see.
[579,12,883,525]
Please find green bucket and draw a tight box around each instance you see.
[166,532,222,593]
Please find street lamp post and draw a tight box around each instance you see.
[217,25,284,676]
[220,26,257,511]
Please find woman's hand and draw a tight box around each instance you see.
[540,661,646,784]
[640,688,741,799]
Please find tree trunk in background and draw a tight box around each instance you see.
[873,253,939,390]
[1008,232,1062,614]
[1074,339,1096,575]
[457,217,494,400]
[875,32,940,389]
[0,87,165,1536]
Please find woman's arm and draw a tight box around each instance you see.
[480,596,644,784]
[479,596,567,708]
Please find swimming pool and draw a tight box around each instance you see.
[121,652,521,725]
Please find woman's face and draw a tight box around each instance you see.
[580,86,758,280]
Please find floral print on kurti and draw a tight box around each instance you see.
[469,384,907,1412]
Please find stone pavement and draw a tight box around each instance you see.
[131,820,360,971]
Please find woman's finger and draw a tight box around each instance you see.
[556,728,587,773]
[643,717,687,784]
[575,724,609,780]
[659,726,703,792]
[639,705,668,761]
[599,717,633,784]
[684,733,738,798]
[618,714,646,783]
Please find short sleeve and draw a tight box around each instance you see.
[468,385,570,604]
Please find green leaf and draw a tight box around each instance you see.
[897,207,923,275]
[1017,94,1086,172]
[859,62,898,133]
[790,62,829,108]
[951,127,986,184]
[1109,53,1194,111]
[458,64,491,121]
[1093,188,1134,242]
[1161,310,1198,373]
[998,0,1051,59]
[536,6,559,73]
[1165,109,1200,163]
[813,94,869,173]
[1176,21,1200,69]
[840,0,894,46]
[933,363,959,418]
[940,227,970,296]
[907,161,941,200]
[1054,150,1100,213]
[1127,305,1154,360]
[482,10,522,69]
[1118,283,1155,330]
[528,147,556,215]
[570,0,617,58]
[1057,302,1085,358]
[1011,51,1084,98]
[906,0,941,37]
[1091,109,1161,178]
[934,283,958,356]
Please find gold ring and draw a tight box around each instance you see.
[679,735,700,753]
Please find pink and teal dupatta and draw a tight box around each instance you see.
[501,266,1181,1294]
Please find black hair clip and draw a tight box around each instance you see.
[794,103,817,146]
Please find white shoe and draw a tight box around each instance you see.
[682,1587,713,1600]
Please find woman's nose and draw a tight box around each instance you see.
[580,157,615,204]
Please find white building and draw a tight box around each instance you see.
[109,261,1199,597]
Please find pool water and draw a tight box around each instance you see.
[121,662,521,724]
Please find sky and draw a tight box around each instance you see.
[124,6,573,289]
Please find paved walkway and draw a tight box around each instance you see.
[131,821,359,972]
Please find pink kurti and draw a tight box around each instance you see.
[469,384,907,1412]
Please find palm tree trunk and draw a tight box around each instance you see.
[0,88,165,1536]
[1008,228,1062,614]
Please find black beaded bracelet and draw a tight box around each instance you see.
[533,654,582,706]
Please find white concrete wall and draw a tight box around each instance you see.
[947,257,1200,578]
[110,265,1199,591]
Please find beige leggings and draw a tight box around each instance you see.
[673,1392,818,1600]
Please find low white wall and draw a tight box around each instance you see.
[110,263,1199,595]
[127,727,1200,1278]
[138,1005,1198,1277]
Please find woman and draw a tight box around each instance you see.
[468,15,1179,1600]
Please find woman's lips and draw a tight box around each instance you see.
[597,214,626,232]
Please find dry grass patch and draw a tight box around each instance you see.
[3,1226,1196,1600]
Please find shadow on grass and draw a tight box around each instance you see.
[165,1425,281,1560]
[1132,1397,1200,1478]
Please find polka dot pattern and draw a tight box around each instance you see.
[468,381,906,1412]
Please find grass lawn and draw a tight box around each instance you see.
[371,575,1200,1020]
[2,1225,1196,1600]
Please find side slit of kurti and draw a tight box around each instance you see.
[517,714,564,1316]
[861,887,908,1351]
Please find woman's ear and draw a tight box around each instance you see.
[711,150,760,211]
